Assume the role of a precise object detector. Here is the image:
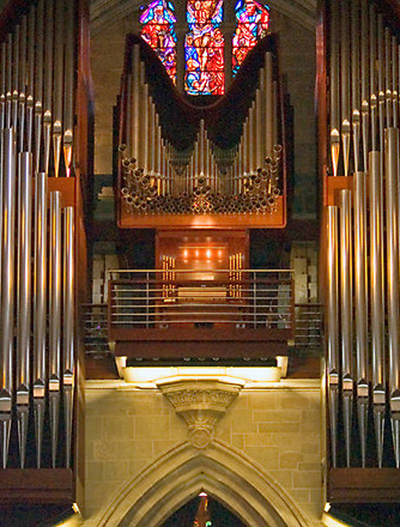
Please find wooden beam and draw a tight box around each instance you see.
[329,468,400,503]
[0,469,74,503]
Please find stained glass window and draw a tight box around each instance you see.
[184,0,225,96]
[232,0,270,76]
[140,0,177,83]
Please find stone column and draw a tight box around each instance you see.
[222,1,236,92]
[175,2,187,93]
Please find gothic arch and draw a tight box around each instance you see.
[93,440,312,527]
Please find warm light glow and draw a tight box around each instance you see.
[206,249,211,258]
[122,366,283,386]
[195,249,199,257]
[183,249,189,258]
[55,512,81,527]
[199,491,208,497]
[322,512,352,527]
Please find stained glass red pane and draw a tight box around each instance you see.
[140,0,177,83]
[232,0,270,76]
[184,0,225,95]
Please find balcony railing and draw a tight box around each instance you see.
[108,269,293,327]
[82,303,109,357]
[106,269,294,359]
[82,289,323,359]
[293,303,323,352]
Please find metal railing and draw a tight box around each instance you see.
[293,303,323,351]
[82,303,109,356]
[107,269,294,330]
[82,297,323,355]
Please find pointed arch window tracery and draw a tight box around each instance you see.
[139,0,271,92]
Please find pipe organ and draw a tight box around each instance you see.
[117,35,288,229]
[321,0,400,483]
[0,0,91,506]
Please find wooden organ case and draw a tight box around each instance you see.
[0,0,92,510]
[112,34,293,361]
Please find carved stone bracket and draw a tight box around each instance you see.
[158,380,243,449]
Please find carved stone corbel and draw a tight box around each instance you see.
[158,380,243,449]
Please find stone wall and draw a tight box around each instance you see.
[83,379,323,526]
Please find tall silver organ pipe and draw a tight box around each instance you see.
[353,171,368,467]
[52,0,64,178]
[16,152,33,469]
[34,172,47,468]
[63,207,75,468]
[369,150,386,467]
[18,17,26,153]
[384,128,400,467]
[49,191,62,468]
[326,0,400,469]
[326,206,339,468]
[0,128,16,469]
[34,0,44,174]
[63,0,74,177]
[0,0,80,473]
[43,0,54,175]
[339,189,353,468]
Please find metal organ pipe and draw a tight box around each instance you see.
[353,171,368,467]
[264,52,273,155]
[6,34,12,128]
[369,151,386,467]
[63,207,75,468]
[384,128,400,467]
[12,25,20,129]
[0,128,16,469]
[18,17,26,153]
[53,0,64,178]
[0,0,79,473]
[34,0,44,173]
[341,0,351,179]
[392,37,398,128]
[16,152,33,469]
[26,7,35,152]
[326,206,339,467]
[369,4,377,151]
[339,189,353,467]
[43,0,54,175]
[132,45,140,162]
[34,172,47,468]
[329,0,340,175]
[63,0,74,178]
[49,191,62,468]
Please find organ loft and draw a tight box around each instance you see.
[2,0,400,526]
